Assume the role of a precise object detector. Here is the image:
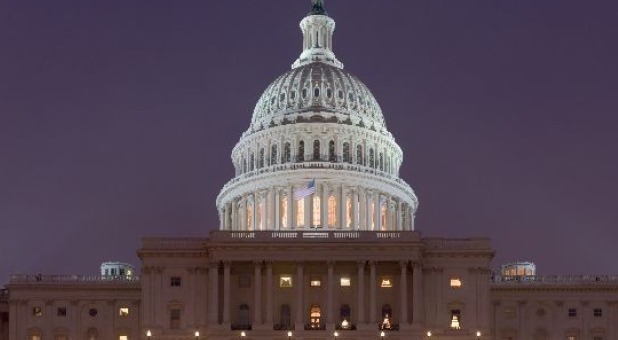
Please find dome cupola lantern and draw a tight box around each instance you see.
[293,0,343,69]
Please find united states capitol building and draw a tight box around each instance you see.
[3,2,618,340]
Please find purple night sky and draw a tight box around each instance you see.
[1,1,617,285]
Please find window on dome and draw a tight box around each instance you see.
[313,140,320,161]
[379,152,384,171]
[348,92,354,101]
[281,196,288,228]
[257,201,263,230]
[329,140,336,162]
[284,143,291,163]
[247,203,254,230]
[280,93,285,102]
[258,148,265,169]
[328,196,336,227]
[291,91,296,100]
[381,204,387,230]
[313,196,321,226]
[369,149,375,168]
[338,90,344,100]
[343,142,350,163]
[314,88,320,97]
[371,202,375,230]
[302,88,308,99]
[296,199,305,227]
[271,145,278,165]
[356,145,363,165]
[346,197,352,228]
[298,141,305,162]
[250,154,255,171]
[327,88,332,98]
[241,156,247,173]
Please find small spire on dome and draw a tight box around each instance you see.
[309,0,327,16]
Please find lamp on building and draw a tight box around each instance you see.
[287,331,292,340]
[476,331,482,338]
[333,331,339,340]
[195,331,200,339]
[426,331,432,337]
[240,331,247,338]
[146,330,152,340]
[380,330,385,340]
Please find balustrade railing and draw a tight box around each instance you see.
[9,274,140,284]
[209,230,420,242]
[491,275,618,285]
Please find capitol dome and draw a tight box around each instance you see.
[216,0,418,233]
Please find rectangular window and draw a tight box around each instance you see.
[32,307,42,317]
[239,274,250,288]
[170,276,182,287]
[340,277,351,287]
[593,337,603,340]
[568,308,577,317]
[119,336,128,340]
[279,275,293,288]
[593,308,602,317]
[170,308,181,329]
[119,307,129,316]
[450,309,462,329]
[380,277,392,288]
[57,307,67,317]
[450,278,462,288]
[310,279,322,287]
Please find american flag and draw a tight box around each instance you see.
[294,179,316,200]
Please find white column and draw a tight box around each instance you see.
[386,199,393,231]
[399,261,408,325]
[369,261,377,324]
[254,261,262,325]
[295,262,304,329]
[359,190,366,230]
[396,200,403,231]
[304,195,311,228]
[269,188,276,229]
[266,262,274,325]
[208,262,219,324]
[327,262,335,324]
[252,193,258,230]
[375,194,381,231]
[223,262,231,324]
[339,186,346,229]
[412,262,423,327]
[357,261,365,324]
[366,192,373,231]
[260,193,267,231]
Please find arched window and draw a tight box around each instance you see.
[281,196,288,229]
[241,156,246,174]
[340,304,351,328]
[369,149,375,168]
[356,145,363,165]
[313,196,321,227]
[329,140,336,162]
[271,145,278,165]
[247,201,254,230]
[313,140,320,161]
[298,141,305,162]
[284,142,291,163]
[343,142,350,163]
[239,304,250,327]
[258,148,265,168]
[370,201,375,230]
[257,201,263,230]
[381,304,393,330]
[280,304,291,329]
[310,305,322,329]
[296,199,305,227]
[249,154,255,171]
[328,196,336,227]
[379,152,384,171]
[346,196,352,229]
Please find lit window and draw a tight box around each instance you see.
[32,307,42,317]
[119,336,128,340]
[170,276,181,287]
[313,196,321,226]
[340,277,351,287]
[119,307,129,316]
[450,309,461,329]
[30,336,41,340]
[310,279,322,287]
[328,196,336,227]
[450,278,462,288]
[380,278,392,288]
[281,196,288,229]
[279,275,293,288]
[296,199,305,227]
[593,308,603,317]
[568,337,576,340]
